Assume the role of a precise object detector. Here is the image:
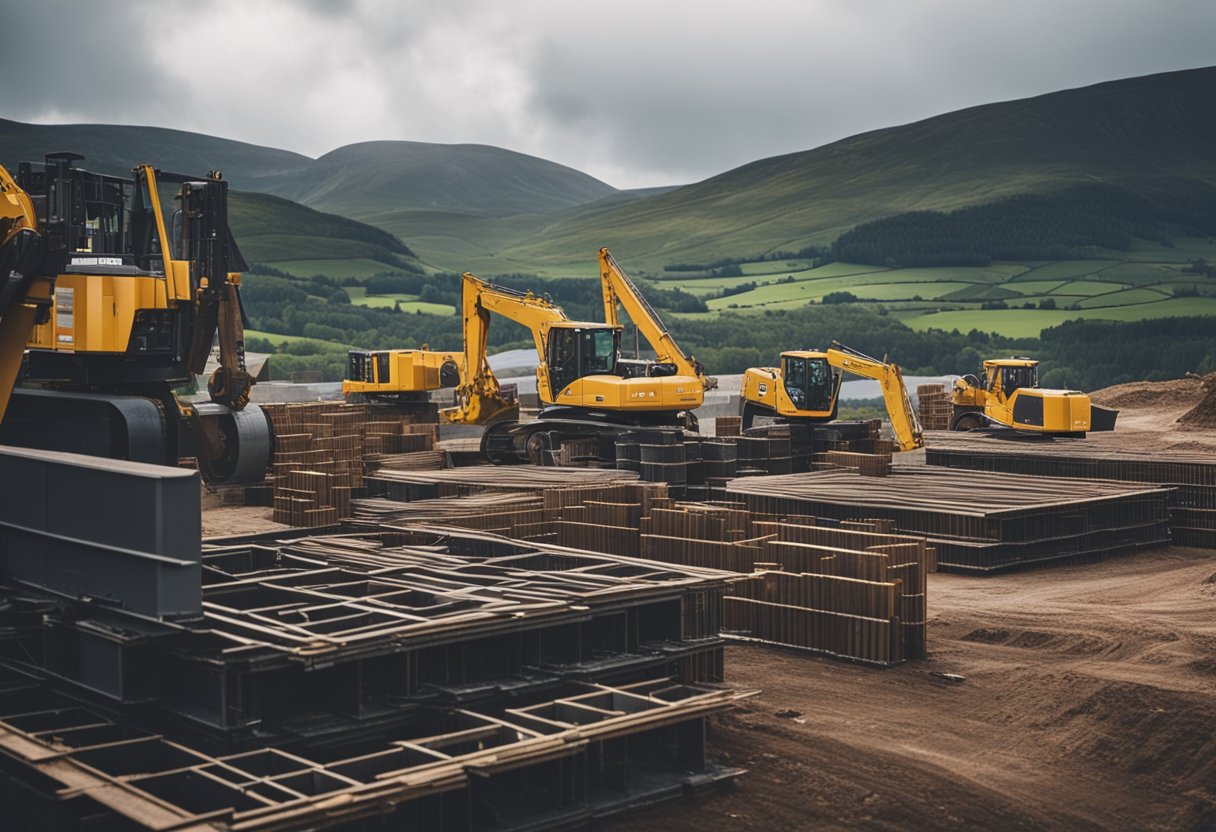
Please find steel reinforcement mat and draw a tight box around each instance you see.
[923,433,1216,549]
[725,467,1172,571]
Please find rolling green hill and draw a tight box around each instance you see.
[277,141,616,219]
[498,66,1216,270]
[0,126,427,277]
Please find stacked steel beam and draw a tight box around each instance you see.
[599,420,889,498]
[0,453,750,830]
[364,464,640,501]
[924,433,1216,548]
[7,525,732,748]
[727,467,1172,571]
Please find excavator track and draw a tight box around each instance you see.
[480,413,688,466]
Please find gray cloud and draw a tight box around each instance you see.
[1,0,1212,188]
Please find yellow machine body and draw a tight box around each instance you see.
[459,249,710,463]
[0,155,269,483]
[342,349,459,397]
[950,358,1114,436]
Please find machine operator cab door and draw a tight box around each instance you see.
[546,324,620,394]
[985,361,1038,402]
[782,354,837,415]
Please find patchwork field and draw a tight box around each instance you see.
[652,239,1216,336]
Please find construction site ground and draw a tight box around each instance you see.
[200,376,1216,830]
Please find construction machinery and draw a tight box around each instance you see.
[341,347,498,421]
[740,342,924,451]
[949,357,1117,437]
[446,248,709,464]
[0,153,270,483]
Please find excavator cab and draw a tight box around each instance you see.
[986,361,1038,398]
[782,354,836,412]
[546,323,621,393]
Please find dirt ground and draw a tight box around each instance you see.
[605,547,1216,831]
[199,378,1216,830]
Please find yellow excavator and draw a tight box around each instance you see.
[446,248,710,464]
[0,153,270,483]
[949,357,1117,437]
[740,342,924,451]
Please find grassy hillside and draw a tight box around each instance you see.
[498,66,1216,270]
[0,118,308,191]
[228,191,423,275]
[0,120,623,271]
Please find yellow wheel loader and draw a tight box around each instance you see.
[949,358,1117,436]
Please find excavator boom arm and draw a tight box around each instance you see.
[444,272,567,424]
[825,343,924,451]
[598,247,703,383]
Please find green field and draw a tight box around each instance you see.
[345,286,455,315]
[244,329,352,351]
[895,296,1216,338]
[645,240,1216,336]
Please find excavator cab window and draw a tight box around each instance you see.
[548,327,618,393]
[1001,365,1038,391]
[347,351,371,383]
[783,356,833,412]
[375,351,391,385]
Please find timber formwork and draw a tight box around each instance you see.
[924,433,1216,548]
[726,467,1172,572]
[0,665,748,831]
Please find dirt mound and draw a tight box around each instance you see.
[1177,372,1216,428]
[1166,439,1216,453]
[1089,375,1202,410]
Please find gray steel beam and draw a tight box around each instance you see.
[0,446,201,619]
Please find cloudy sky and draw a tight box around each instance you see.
[2,0,1212,189]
